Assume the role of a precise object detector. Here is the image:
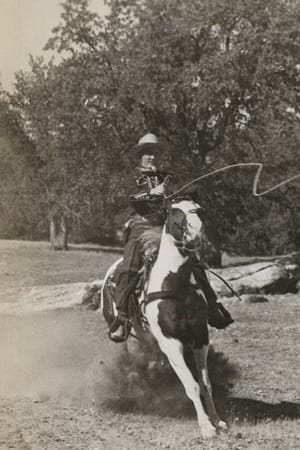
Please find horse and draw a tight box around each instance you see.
[101,198,227,439]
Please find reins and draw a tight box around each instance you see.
[205,266,243,302]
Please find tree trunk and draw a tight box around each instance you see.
[50,215,68,250]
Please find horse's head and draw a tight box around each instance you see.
[165,198,205,253]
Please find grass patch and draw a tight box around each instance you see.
[0,239,120,290]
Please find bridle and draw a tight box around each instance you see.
[166,204,205,255]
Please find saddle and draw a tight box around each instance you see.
[107,266,149,342]
[107,231,160,342]
[108,228,233,343]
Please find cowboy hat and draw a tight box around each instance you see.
[131,133,163,158]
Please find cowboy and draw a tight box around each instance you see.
[109,133,233,342]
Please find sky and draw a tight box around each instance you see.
[0,0,108,91]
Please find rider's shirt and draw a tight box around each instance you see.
[135,167,165,191]
[128,167,172,226]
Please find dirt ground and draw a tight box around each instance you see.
[0,240,300,449]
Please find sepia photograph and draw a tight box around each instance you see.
[0,1,299,448]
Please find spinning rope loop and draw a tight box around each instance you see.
[165,162,300,200]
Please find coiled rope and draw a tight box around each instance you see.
[166,162,300,200]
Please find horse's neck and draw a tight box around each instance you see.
[147,227,188,292]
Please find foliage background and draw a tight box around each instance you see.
[0,0,299,254]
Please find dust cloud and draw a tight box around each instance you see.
[0,308,239,418]
[0,309,120,406]
[100,338,240,418]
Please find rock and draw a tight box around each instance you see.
[81,280,102,309]
[210,253,299,297]
[243,295,269,303]
[0,282,89,315]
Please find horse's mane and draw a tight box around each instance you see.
[170,194,197,204]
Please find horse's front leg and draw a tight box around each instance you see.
[193,345,227,431]
[147,304,216,439]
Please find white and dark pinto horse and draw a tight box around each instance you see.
[101,199,227,439]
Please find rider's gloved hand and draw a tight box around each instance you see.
[150,183,166,196]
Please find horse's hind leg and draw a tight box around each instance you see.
[193,345,227,430]
[153,331,216,439]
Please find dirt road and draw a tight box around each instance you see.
[0,309,226,450]
[1,301,300,450]
[0,241,299,449]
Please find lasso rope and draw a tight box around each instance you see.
[166,162,300,200]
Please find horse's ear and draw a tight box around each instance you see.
[184,186,199,202]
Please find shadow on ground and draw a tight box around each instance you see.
[226,397,300,422]
[98,343,300,424]
[97,344,240,420]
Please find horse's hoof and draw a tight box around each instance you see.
[201,423,217,439]
[217,420,228,431]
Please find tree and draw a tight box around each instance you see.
[0,88,47,239]
[99,0,300,254]
[6,0,300,254]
